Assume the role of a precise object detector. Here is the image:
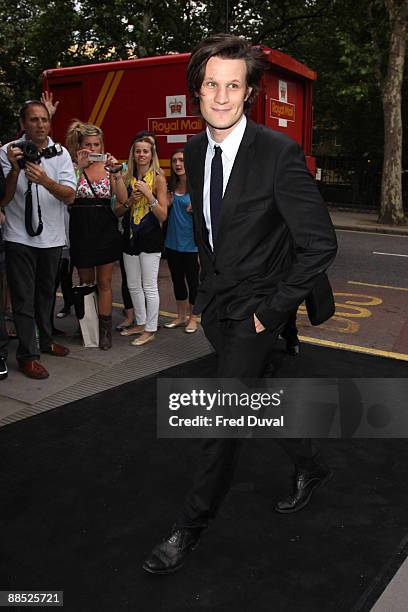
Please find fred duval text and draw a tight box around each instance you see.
[168,415,285,428]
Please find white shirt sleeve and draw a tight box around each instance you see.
[57,147,76,191]
[0,145,12,178]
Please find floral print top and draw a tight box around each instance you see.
[76,173,111,199]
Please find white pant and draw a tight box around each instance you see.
[123,252,161,332]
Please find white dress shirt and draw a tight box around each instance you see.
[203,114,247,249]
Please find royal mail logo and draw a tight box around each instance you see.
[148,116,204,136]
[270,99,296,122]
[169,98,183,114]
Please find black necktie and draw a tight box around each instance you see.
[210,145,223,244]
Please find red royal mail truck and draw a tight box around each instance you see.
[42,47,316,176]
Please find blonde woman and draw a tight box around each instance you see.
[115,133,167,346]
[66,120,128,349]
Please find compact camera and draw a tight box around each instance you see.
[88,153,107,162]
[106,163,123,174]
[12,139,63,169]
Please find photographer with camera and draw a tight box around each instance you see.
[0,100,76,379]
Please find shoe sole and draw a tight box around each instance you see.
[164,320,188,329]
[142,540,200,575]
[163,325,186,329]
[274,472,333,514]
[18,369,49,380]
[132,336,155,346]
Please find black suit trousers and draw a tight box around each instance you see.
[178,298,316,528]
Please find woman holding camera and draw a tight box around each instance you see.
[114,133,167,347]
[66,120,127,350]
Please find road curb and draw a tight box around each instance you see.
[333,223,408,236]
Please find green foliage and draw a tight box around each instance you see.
[0,0,78,142]
[0,0,406,166]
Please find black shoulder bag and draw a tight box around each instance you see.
[305,272,335,326]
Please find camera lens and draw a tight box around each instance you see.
[23,140,40,162]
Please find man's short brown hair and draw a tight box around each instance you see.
[19,100,50,122]
[187,33,268,112]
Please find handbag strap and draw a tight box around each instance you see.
[82,170,111,203]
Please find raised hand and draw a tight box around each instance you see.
[41,91,60,117]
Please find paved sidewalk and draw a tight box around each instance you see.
[0,265,212,427]
[1,208,407,427]
[329,208,408,236]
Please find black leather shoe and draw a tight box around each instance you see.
[143,525,201,574]
[275,460,332,514]
[286,340,300,356]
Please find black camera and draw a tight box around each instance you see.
[12,139,63,169]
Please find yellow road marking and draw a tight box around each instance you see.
[88,71,115,124]
[299,336,408,362]
[94,70,124,127]
[348,281,408,292]
[331,293,382,318]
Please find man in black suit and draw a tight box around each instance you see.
[143,34,338,574]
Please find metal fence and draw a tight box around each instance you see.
[316,156,408,211]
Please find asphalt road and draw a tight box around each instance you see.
[331,229,408,287]
[111,228,408,361]
[296,229,408,360]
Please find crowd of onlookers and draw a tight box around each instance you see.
[0,96,199,381]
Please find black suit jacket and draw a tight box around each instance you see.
[184,119,337,333]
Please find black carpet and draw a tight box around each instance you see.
[1,344,408,612]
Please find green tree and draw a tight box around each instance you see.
[248,0,407,224]
[1,0,407,224]
[369,0,408,224]
[0,0,78,142]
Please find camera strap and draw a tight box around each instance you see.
[24,181,43,237]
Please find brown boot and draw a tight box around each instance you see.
[99,314,112,350]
